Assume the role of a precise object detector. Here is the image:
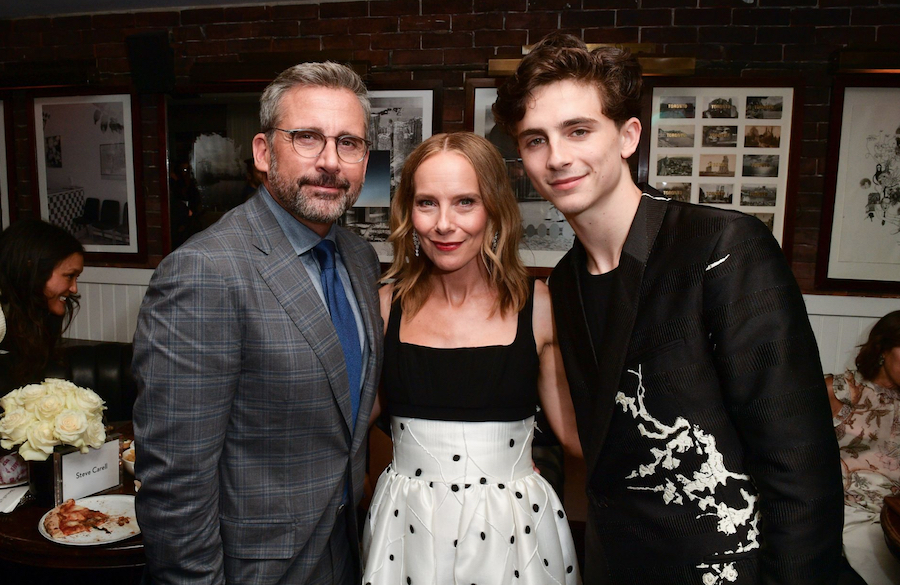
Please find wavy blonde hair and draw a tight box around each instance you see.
[382,132,529,318]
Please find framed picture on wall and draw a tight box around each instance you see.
[465,78,572,272]
[345,81,442,263]
[638,78,803,257]
[33,93,143,260]
[816,75,900,291]
[0,99,10,229]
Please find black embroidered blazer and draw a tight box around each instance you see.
[550,189,843,585]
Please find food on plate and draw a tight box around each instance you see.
[122,448,135,462]
[42,498,132,538]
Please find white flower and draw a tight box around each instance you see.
[16,383,48,411]
[20,420,59,461]
[66,386,105,416]
[702,572,718,585]
[0,392,18,414]
[84,416,106,450]
[34,392,67,421]
[55,409,88,446]
[0,379,107,461]
[0,407,35,449]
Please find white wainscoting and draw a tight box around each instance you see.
[66,267,153,343]
[65,268,899,373]
[804,294,899,376]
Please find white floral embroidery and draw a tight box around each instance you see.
[616,366,760,582]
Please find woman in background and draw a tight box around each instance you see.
[826,310,900,585]
[0,219,84,394]
[363,132,581,584]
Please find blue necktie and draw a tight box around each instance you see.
[313,239,362,429]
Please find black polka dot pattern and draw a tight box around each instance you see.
[362,417,579,584]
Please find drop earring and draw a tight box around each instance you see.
[491,232,499,253]
[412,232,420,257]
[879,355,886,366]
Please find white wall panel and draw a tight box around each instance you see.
[64,269,898,371]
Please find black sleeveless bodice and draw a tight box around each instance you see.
[382,285,539,422]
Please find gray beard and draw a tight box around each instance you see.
[267,154,363,225]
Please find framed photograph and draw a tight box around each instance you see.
[33,93,143,258]
[465,78,573,271]
[165,87,266,251]
[1,99,11,229]
[816,75,900,291]
[639,78,802,253]
[343,81,441,263]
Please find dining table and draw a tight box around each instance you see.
[0,421,144,581]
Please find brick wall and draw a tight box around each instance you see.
[1,0,898,292]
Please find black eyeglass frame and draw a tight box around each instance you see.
[271,128,372,164]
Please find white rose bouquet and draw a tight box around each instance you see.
[0,379,106,461]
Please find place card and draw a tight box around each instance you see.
[56,435,123,504]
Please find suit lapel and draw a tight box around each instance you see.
[580,193,668,483]
[246,195,355,433]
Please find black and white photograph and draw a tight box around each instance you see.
[34,94,139,255]
[699,154,735,177]
[740,184,777,206]
[657,155,693,176]
[467,78,573,268]
[819,78,900,287]
[742,154,780,178]
[643,82,797,245]
[744,125,781,148]
[352,85,439,261]
[657,125,695,148]
[750,212,775,232]
[746,96,784,119]
[658,96,695,118]
[701,96,738,118]
[701,126,738,147]
[655,181,691,202]
[699,183,734,204]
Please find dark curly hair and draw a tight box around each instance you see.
[492,32,643,137]
[856,310,900,381]
[0,219,84,386]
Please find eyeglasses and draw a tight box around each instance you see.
[272,128,371,164]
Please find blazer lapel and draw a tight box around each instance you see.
[246,195,355,434]
[580,193,668,483]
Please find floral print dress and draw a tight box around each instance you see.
[832,369,900,513]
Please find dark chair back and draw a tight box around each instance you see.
[96,200,120,227]
[45,342,137,422]
[73,197,100,227]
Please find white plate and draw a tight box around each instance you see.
[0,479,28,489]
[38,494,140,546]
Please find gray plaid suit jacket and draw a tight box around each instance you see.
[132,190,383,585]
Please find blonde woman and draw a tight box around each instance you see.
[363,132,581,584]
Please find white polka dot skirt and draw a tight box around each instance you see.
[362,416,581,585]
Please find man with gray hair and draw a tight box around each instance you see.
[133,61,383,585]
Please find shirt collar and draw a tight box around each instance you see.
[260,184,338,255]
